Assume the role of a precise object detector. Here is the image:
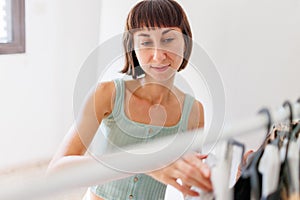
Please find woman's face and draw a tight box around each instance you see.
[133,27,185,81]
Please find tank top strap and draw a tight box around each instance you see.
[179,94,195,132]
[111,78,125,117]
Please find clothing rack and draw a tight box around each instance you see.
[0,101,300,200]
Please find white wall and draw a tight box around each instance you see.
[0,0,101,169]
[182,0,300,120]
[180,0,300,149]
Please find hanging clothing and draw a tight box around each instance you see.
[258,144,281,199]
[234,123,300,200]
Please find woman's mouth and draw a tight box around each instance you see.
[150,65,170,72]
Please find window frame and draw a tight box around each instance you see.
[0,0,25,54]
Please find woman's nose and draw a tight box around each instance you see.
[152,47,167,62]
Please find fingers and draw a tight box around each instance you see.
[174,169,212,192]
[196,153,208,160]
[169,179,199,197]
[183,152,207,160]
[183,153,211,179]
[148,152,213,195]
[243,150,254,165]
[147,164,201,196]
[199,163,211,178]
[182,183,192,190]
[181,183,194,198]
[236,150,254,181]
[174,159,213,192]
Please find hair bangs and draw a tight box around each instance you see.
[128,0,183,30]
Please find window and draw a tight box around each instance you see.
[0,0,25,54]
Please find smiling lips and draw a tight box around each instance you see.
[150,65,170,72]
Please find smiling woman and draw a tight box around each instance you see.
[48,0,208,200]
[0,0,25,54]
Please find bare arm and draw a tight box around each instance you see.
[48,81,115,172]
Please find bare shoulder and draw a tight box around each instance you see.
[94,81,116,120]
[173,87,204,129]
[95,81,115,95]
[188,99,205,130]
[172,86,188,104]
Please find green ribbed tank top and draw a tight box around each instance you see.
[90,78,195,200]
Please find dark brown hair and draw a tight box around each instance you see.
[121,0,193,79]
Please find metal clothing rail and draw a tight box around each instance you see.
[0,101,300,200]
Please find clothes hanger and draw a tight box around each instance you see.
[227,139,245,163]
[255,104,293,200]
[235,108,273,200]
[270,101,294,148]
[290,98,300,140]
[279,100,295,198]
[271,129,286,148]
[291,123,300,141]
[284,100,300,195]
[255,108,275,148]
[283,100,294,135]
[259,101,295,199]
[211,139,245,200]
[258,108,272,136]
[294,98,300,146]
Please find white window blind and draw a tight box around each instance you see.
[0,0,12,43]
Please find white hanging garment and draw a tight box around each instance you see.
[279,138,288,163]
[258,144,281,199]
[211,141,233,200]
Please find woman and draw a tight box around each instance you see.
[48,0,212,199]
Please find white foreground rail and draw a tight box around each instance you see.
[0,102,299,200]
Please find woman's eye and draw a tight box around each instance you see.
[141,41,153,46]
[162,38,174,43]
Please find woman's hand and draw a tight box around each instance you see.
[236,150,254,180]
[147,152,213,197]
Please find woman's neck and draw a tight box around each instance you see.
[136,76,176,105]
